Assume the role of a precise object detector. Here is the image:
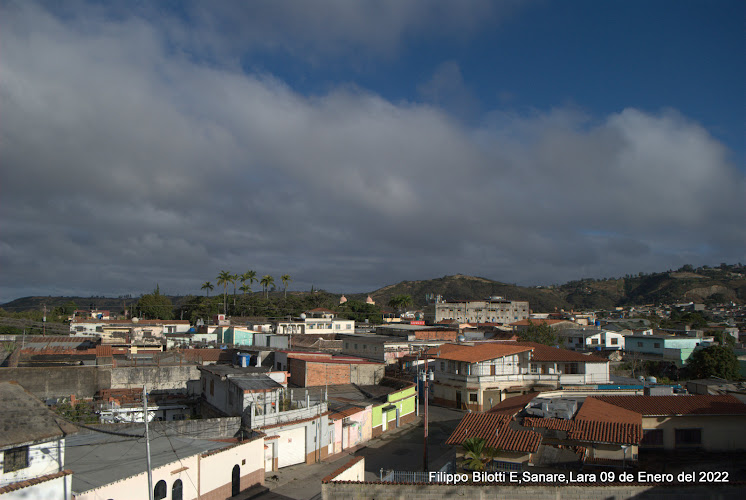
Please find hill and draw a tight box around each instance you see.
[3,265,744,315]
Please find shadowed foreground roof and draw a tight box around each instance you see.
[445,413,541,453]
[0,381,78,448]
[487,392,540,416]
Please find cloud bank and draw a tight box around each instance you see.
[0,2,743,301]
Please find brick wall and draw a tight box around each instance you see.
[322,483,744,500]
[288,358,307,386]
[306,362,350,386]
[413,331,459,341]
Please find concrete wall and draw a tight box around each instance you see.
[322,483,743,500]
[111,365,200,391]
[0,366,107,399]
[77,417,242,440]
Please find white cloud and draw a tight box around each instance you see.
[0,1,743,301]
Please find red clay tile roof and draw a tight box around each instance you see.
[487,392,540,416]
[445,413,541,453]
[322,456,364,483]
[522,417,641,444]
[0,470,73,494]
[95,345,113,357]
[329,407,365,420]
[522,417,574,431]
[513,342,608,363]
[426,343,533,363]
[595,395,746,416]
[576,398,642,425]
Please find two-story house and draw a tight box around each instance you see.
[558,328,625,351]
[428,342,609,411]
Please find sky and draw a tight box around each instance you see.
[1,0,744,303]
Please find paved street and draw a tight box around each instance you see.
[255,404,464,500]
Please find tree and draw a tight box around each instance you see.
[216,270,232,315]
[260,275,274,299]
[685,345,739,380]
[713,330,736,347]
[281,274,292,298]
[230,273,239,312]
[201,281,214,297]
[136,286,174,320]
[460,437,499,471]
[388,294,412,314]
[517,320,558,346]
[240,283,250,295]
[241,270,257,294]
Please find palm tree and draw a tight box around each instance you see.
[260,275,274,299]
[240,270,257,294]
[281,274,292,298]
[216,270,232,315]
[388,294,412,316]
[201,281,214,297]
[461,437,488,471]
[230,273,239,312]
[239,283,250,295]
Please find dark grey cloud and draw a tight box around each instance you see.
[0,2,743,302]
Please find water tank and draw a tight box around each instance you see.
[300,313,306,319]
[637,376,645,382]
[595,320,601,326]
[647,376,657,383]
[457,335,466,342]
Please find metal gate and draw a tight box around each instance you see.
[277,427,306,468]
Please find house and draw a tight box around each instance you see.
[340,334,443,364]
[198,366,331,469]
[435,297,529,324]
[327,403,373,456]
[427,341,610,411]
[558,328,625,351]
[625,334,702,365]
[215,326,257,346]
[325,379,417,438]
[70,318,191,336]
[96,388,193,423]
[67,429,265,499]
[0,381,77,499]
[276,351,385,387]
[594,394,746,451]
[275,315,355,335]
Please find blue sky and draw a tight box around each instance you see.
[0,0,744,302]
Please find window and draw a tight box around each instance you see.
[641,429,663,446]
[440,362,445,371]
[354,343,358,350]
[3,446,29,472]
[363,345,367,350]
[346,323,352,329]
[307,324,314,330]
[654,342,661,348]
[154,480,167,500]
[345,342,349,349]
[590,338,599,345]
[564,363,579,374]
[530,364,538,374]
[611,338,618,345]
[675,428,702,447]
[637,342,643,347]
[469,393,478,403]
[335,324,340,330]
[172,479,183,500]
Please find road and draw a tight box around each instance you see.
[256,403,464,500]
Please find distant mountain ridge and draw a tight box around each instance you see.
[3,265,744,313]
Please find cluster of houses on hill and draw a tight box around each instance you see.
[1,297,745,499]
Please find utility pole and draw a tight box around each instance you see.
[421,370,433,471]
[144,386,154,500]
[43,305,46,336]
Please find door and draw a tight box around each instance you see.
[456,391,462,409]
[277,427,306,468]
[381,411,388,432]
[265,444,273,472]
[232,465,240,497]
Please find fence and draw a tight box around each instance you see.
[380,460,455,483]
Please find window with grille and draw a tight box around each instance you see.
[3,446,29,472]
[675,428,702,447]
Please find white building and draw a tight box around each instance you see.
[435,297,529,324]
[558,328,625,351]
[0,382,76,499]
